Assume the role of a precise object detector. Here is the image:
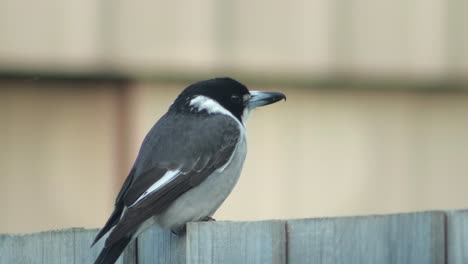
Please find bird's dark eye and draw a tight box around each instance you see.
[230,95,242,104]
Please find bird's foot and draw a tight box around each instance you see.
[201,216,216,222]
[171,217,215,235]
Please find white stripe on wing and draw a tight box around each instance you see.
[129,170,181,207]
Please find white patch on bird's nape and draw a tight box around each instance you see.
[129,170,181,207]
[190,95,234,118]
[190,95,246,129]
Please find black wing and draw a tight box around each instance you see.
[95,111,240,247]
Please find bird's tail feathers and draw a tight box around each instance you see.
[91,207,124,247]
[94,236,132,264]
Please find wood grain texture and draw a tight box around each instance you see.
[122,239,138,264]
[186,220,286,264]
[136,225,186,264]
[82,228,137,264]
[0,211,460,263]
[447,210,468,264]
[287,211,445,264]
[0,228,136,264]
[77,228,108,264]
[0,228,75,264]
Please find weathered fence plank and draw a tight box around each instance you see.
[84,228,136,264]
[287,211,445,264]
[0,228,136,264]
[2,210,468,264]
[447,210,468,264]
[0,228,76,264]
[186,220,286,264]
[75,228,106,264]
[137,226,186,264]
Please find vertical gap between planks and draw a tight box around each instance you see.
[42,233,45,263]
[73,229,76,264]
[284,222,289,264]
[443,213,448,264]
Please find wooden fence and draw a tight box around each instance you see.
[0,210,466,264]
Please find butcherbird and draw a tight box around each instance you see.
[92,77,286,264]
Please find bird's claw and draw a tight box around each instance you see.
[201,216,216,222]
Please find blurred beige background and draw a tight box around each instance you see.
[0,0,467,233]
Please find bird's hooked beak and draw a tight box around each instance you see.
[247,91,286,109]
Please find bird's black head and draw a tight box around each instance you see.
[171,77,286,124]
